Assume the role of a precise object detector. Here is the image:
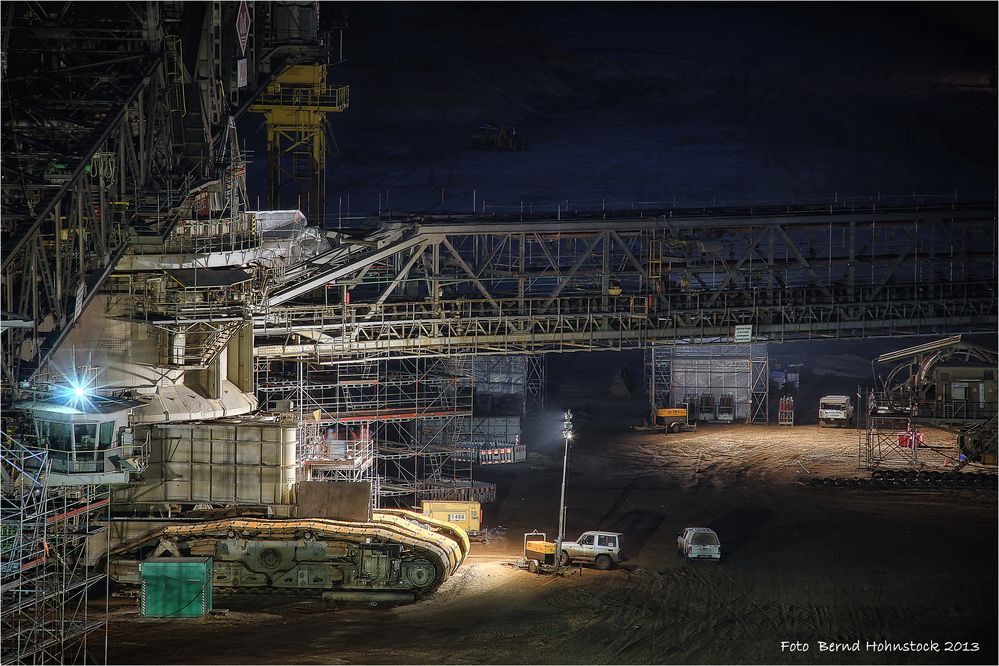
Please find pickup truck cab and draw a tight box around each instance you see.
[818,395,854,427]
[676,527,721,562]
[559,531,625,570]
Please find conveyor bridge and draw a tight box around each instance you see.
[255,201,997,362]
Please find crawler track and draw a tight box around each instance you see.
[805,470,998,490]
[110,510,469,599]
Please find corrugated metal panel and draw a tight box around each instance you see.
[119,422,296,505]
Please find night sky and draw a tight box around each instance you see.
[247,2,998,223]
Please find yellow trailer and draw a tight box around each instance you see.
[522,531,557,573]
[630,406,695,433]
[420,500,481,536]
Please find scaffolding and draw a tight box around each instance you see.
[1,433,109,665]
[860,415,922,470]
[749,349,769,424]
[648,344,769,424]
[377,357,473,505]
[646,344,673,412]
[256,356,476,508]
[524,355,547,417]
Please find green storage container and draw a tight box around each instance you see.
[140,557,213,618]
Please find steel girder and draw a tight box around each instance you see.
[0,2,181,389]
[0,1,322,390]
[256,281,996,360]
[265,203,995,306]
[256,202,997,362]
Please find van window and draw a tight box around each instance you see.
[579,535,594,546]
[597,535,616,548]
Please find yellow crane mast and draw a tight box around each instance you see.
[250,63,348,225]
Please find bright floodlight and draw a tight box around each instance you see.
[73,385,86,398]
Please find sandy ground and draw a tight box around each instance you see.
[103,354,997,665]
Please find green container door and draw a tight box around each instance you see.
[140,556,213,618]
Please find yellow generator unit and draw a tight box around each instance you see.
[420,500,481,536]
[523,531,556,565]
[655,407,689,433]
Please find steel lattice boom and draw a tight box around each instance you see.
[255,201,997,362]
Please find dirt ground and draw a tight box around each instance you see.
[103,353,997,666]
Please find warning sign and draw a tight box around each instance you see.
[236,0,251,56]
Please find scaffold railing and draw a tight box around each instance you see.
[254,356,475,509]
[1,433,109,665]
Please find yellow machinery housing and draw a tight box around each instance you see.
[420,500,481,535]
[655,407,690,433]
[523,531,556,565]
[250,64,348,225]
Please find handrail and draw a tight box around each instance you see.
[261,279,996,326]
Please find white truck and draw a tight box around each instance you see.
[818,395,854,427]
[558,531,626,570]
[523,530,626,571]
[676,527,721,562]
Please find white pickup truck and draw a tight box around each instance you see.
[676,527,721,562]
[818,395,854,427]
[558,531,626,570]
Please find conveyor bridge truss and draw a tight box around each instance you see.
[255,201,997,362]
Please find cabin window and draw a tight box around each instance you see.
[99,421,115,449]
[74,423,98,451]
[38,420,72,451]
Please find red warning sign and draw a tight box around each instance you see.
[236,0,251,56]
